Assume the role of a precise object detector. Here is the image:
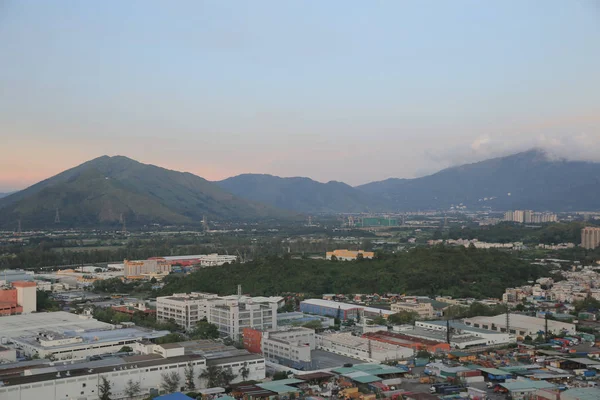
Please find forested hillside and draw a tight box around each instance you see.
[160,246,547,298]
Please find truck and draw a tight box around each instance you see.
[429,383,453,393]
[439,386,462,395]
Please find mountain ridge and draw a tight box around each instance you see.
[0,156,296,228]
[217,173,389,213]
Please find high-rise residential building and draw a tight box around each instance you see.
[513,210,524,223]
[523,210,533,223]
[581,227,600,250]
[504,211,514,222]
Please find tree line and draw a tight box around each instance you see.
[159,246,548,299]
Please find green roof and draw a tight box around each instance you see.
[351,375,383,383]
[351,364,384,371]
[369,367,407,376]
[332,367,357,374]
[479,367,513,376]
[561,388,600,400]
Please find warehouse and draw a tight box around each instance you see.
[300,299,393,320]
[463,314,576,337]
[315,332,412,362]
[415,320,511,348]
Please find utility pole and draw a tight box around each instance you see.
[506,304,510,336]
[545,313,549,343]
[54,208,60,224]
[17,219,22,236]
[446,319,451,344]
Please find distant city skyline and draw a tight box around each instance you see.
[1,1,599,191]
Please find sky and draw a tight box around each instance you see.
[1,1,600,191]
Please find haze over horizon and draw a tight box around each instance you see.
[1,1,600,192]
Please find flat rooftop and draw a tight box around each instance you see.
[0,312,111,339]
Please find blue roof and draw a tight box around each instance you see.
[154,393,195,400]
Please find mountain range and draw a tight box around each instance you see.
[218,149,600,213]
[1,149,599,228]
[0,156,293,229]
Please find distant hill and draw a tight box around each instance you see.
[357,149,600,211]
[0,156,294,228]
[0,192,12,199]
[217,174,388,213]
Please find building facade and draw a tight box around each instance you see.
[299,299,393,320]
[208,299,278,339]
[123,259,172,278]
[391,301,434,319]
[582,227,600,250]
[315,332,412,362]
[325,249,375,261]
[0,281,36,316]
[156,292,219,330]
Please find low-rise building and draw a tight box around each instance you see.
[325,249,374,261]
[391,301,434,319]
[300,299,393,320]
[414,320,511,348]
[0,346,266,400]
[316,332,412,362]
[463,313,576,337]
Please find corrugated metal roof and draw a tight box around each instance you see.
[500,380,556,391]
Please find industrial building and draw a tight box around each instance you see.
[0,344,266,400]
[325,249,374,261]
[0,281,36,316]
[276,312,335,328]
[160,254,238,267]
[315,332,412,362]
[123,259,172,279]
[463,313,576,337]
[0,269,34,285]
[156,292,219,330]
[362,331,451,353]
[0,312,111,340]
[391,301,434,319]
[12,326,169,361]
[414,320,511,348]
[243,327,315,369]
[299,299,393,320]
[157,292,282,338]
[581,227,600,250]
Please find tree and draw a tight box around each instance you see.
[189,320,220,339]
[124,379,141,399]
[199,365,222,388]
[99,376,112,400]
[95,268,103,273]
[329,255,338,261]
[199,365,237,388]
[415,350,432,359]
[387,311,418,325]
[150,277,157,284]
[356,253,364,261]
[184,362,196,390]
[119,346,133,353]
[160,371,181,393]
[273,371,289,381]
[240,362,250,382]
[370,316,387,326]
[302,320,322,330]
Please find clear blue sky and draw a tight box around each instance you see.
[1,0,599,190]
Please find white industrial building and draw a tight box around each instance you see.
[156,292,219,330]
[315,332,413,362]
[0,345,266,400]
[0,312,111,341]
[157,293,282,338]
[261,328,315,366]
[414,320,511,348]
[463,313,576,337]
[12,327,169,361]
